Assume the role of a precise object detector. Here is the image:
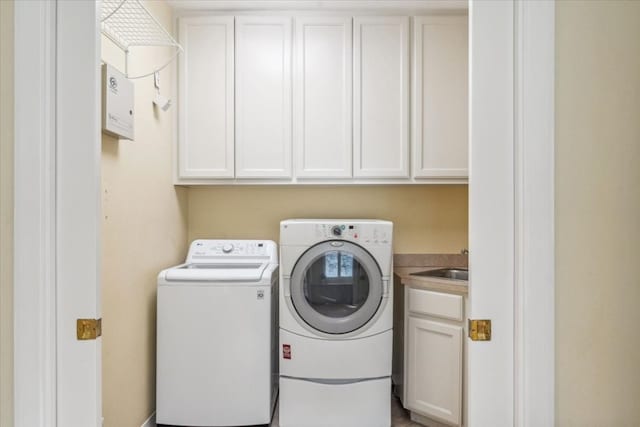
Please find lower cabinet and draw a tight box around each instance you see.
[403,286,465,427]
[407,316,463,426]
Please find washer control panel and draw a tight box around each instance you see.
[186,240,277,263]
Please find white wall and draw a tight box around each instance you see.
[0,1,14,426]
[556,1,640,424]
[101,1,188,426]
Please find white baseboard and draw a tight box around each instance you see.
[141,412,156,427]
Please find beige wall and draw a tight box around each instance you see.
[101,1,188,426]
[0,1,14,426]
[556,1,640,425]
[188,185,468,253]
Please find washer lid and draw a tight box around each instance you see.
[164,262,268,282]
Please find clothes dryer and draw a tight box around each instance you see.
[279,219,393,427]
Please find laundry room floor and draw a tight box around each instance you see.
[269,395,423,427]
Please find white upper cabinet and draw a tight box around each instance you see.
[353,16,410,178]
[175,11,469,184]
[235,16,292,178]
[178,16,234,178]
[294,17,352,178]
[412,16,468,179]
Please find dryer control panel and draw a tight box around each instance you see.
[313,222,391,245]
[280,219,393,247]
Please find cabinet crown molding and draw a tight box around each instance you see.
[168,1,467,12]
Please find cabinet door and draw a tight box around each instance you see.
[294,17,352,178]
[178,16,234,178]
[235,16,292,178]
[353,16,409,178]
[407,316,462,426]
[412,16,468,178]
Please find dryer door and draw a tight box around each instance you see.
[290,241,383,334]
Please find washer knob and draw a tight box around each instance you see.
[222,243,234,253]
[331,226,342,237]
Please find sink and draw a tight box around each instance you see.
[410,268,468,281]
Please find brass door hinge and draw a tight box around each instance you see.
[468,319,491,341]
[77,318,102,340]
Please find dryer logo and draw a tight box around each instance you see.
[282,344,291,360]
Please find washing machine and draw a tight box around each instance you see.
[156,239,279,427]
[279,219,393,427]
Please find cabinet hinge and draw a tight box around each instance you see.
[468,319,491,341]
[77,318,102,340]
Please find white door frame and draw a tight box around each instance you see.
[468,1,554,426]
[14,1,102,426]
[13,1,57,424]
[12,1,554,426]
[513,1,555,425]
[467,1,517,424]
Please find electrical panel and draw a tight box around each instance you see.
[101,63,134,140]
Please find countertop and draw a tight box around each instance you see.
[393,254,468,295]
[394,267,468,295]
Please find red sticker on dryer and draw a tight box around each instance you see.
[282,344,291,360]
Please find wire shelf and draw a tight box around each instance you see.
[101,0,183,79]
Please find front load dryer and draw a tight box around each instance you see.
[279,219,393,427]
[156,239,278,427]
